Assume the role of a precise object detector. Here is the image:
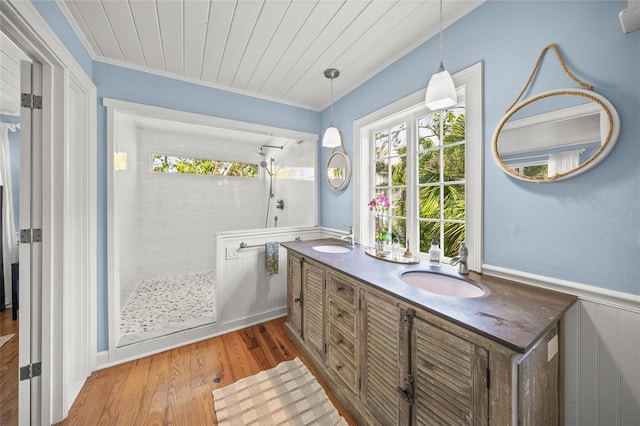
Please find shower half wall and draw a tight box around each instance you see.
[107,100,318,356]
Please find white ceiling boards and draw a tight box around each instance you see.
[58,0,484,110]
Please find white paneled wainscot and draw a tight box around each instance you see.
[484,265,640,425]
[215,227,346,330]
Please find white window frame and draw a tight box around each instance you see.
[353,62,483,271]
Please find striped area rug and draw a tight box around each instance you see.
[212,357,348,426]
[0,333,14,348]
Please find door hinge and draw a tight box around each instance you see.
[20,228,42,243]
[20,362,42,381]
[21,93,42,109]
[486,368,491,389]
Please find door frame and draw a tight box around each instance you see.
[0,0,97,423]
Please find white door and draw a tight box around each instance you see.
[19,59,42,426]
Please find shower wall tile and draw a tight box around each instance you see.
[114,125,317,303]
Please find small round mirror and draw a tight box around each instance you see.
[326,151,351,190]
[493,88,619,182]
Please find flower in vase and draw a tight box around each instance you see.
[368,194,391,247]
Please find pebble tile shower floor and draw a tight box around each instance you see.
[119,271,216,346]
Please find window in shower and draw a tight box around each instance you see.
[152,154,259,177]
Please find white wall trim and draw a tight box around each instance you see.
[102,98,319,142]
[483,264,640,313]
[1,1,97,423]
[1,0,92,87]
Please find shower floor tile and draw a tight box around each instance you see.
[118,271,216,347]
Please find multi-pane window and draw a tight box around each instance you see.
[371,107,466,259]
[152,154,259,177]
[374,123,407,246]
[417,108,466,258]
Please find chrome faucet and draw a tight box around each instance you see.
[341,225,354,245]
[450,243,469,274]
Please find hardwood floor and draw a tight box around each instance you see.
[0,308,19,426]
[56,316,356,425]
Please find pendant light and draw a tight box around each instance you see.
[322,68,342,148]
[425,0,457,111]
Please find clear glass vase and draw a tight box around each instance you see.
[374,216,386,256]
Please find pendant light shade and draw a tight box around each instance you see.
[322,126,342,148]
[425,0,457,111]
[322,68,343,148]
[425,62,457,110]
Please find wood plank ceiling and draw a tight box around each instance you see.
[57,0,484,111]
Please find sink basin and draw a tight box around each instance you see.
[312,245,352,254]
[400,271,485,298]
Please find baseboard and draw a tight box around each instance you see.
[482,264,640,313]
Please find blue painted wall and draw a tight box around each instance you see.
[35,0,640,350]
[320,0,640,296]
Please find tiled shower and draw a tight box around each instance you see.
[112,114,317,346]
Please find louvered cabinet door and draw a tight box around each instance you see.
[361,290,406,426]
[302,260,326,360]
[411,317,489,426]
[287,254,302,337]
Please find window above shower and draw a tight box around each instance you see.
[151,154,259,177]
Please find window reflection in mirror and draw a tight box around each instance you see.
[493,89,619,182]
[327,151,350,190]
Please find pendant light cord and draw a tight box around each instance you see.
[329,77,334,126]
[439,0,443,65]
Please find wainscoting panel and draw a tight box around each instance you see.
[483,265,639,425]
[564,300,640,426]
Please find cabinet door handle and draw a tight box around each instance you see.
[336,311,343,318]
[396,386,413,404]
[294,297,301,303]
[336,364,343,371]
[337,338,343,345]
[336,285,343,291]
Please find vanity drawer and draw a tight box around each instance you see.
[329,322,356,358]
[328,273,357,307]
[328,346,357,393]
[329,299,357,335]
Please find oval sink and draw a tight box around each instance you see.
[400,271,485,298]
[312,245,352,254]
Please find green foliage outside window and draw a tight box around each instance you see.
[375,109,466,258]
[417,109,466,257]
[152,154,258,177]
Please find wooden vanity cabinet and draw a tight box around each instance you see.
[287,253,326,361]
[287,254,302,336]
[360,288,408,425]
[411,315,489,426]
[326,272,359,393]
[285,253,563,426]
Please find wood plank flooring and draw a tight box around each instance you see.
[56,316,356,425]
[0,308,19,426]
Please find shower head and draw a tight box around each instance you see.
[260,160,273,176]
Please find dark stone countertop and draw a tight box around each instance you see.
[282,238,577,354]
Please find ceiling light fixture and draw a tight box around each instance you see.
[425,0,457,111]
[322,68,342,148]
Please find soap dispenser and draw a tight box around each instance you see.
[429,238,441,265]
